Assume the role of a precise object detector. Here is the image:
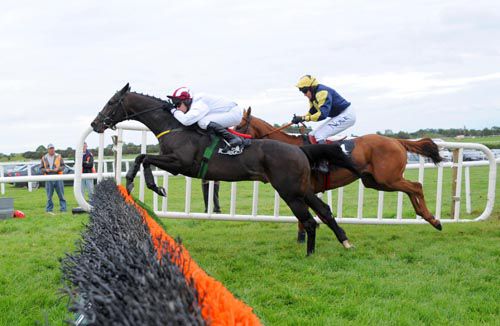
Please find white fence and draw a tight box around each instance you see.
[0,122,497,224]
[71,123,497,225]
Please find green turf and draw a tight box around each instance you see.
[0,185,86,326]
[0,164,499,325]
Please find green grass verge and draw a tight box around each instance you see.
[0,185,86,325]
[0,165,499,324]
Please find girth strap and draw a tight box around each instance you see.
[156,128,184,139]
[197,136,221,179]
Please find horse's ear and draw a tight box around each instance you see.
[120,83,130,95]
[247,106,252,117]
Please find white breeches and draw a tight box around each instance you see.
[310,105,356,141]
[197,105,243,129]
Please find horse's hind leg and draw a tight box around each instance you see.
[385,178,442,230]
[125,154,146,194]
[305,192,353,249]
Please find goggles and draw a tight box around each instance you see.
[299,87,309,94]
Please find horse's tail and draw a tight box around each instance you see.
[397,138,443,164]
[300,144,360,176]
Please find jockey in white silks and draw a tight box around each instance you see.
[168,87,248,149]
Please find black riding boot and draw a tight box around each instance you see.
[316,139,330,174]
[207,122,244,148]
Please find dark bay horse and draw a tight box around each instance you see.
[91,84,360,255]
[235,108,444,232]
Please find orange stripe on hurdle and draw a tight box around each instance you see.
[117,185,261,326]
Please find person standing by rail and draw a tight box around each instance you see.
[81,142,95,200]
[40,143,67,214]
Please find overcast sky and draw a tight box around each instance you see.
[1,0,499,154]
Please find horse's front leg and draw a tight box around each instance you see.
[141,154,185,197]
[125,154,146,194]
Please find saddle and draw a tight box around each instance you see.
[197,129,252,178]
[197,127,253,158]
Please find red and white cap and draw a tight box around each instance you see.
[167,87,191,101]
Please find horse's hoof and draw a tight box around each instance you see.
[126,183,134,195]
[342,240,354,249]
[306,250,315,256]
[157,187,167,197]
[297,231,306,243]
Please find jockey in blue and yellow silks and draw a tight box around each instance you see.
[292,75,356,173]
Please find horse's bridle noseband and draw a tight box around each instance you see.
[97,97,127,130]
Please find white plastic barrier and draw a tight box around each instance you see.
[74,124,149,211]
[71,125,497,225]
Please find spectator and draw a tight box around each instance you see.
[40,143,66,214]
[201,179,221,213]
[82,142,95,200]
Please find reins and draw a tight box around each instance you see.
[259,122,294,138]
[123,103,171,120]
[103,95,171,130]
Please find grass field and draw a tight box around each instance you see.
[0,164,499,325]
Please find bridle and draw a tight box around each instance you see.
[260,122,294,138]
[96,97,126,130]
[239,114,253,135]
[97,94,171,130]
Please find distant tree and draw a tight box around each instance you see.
[22,151,39,159]
[395,131,411,139]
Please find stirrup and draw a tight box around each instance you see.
[315,161,330,174]
[218,144,244,155]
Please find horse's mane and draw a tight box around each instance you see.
[130,91,170,104]
[251,114,302,140]
[252,115,276,131]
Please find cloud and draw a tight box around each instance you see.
[325,72,500,100]
[0,0,499,154]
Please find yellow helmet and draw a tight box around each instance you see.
[296,75,319,89]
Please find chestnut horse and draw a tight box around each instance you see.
[235,108,443,236]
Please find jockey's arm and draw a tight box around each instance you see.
[304,90,332,122]
[171,100,210,126]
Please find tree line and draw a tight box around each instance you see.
[375,126,500,139]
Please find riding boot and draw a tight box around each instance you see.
[207,122,246,148]
[315,139,330,174]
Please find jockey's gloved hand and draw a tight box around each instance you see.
[291,115,305,124]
